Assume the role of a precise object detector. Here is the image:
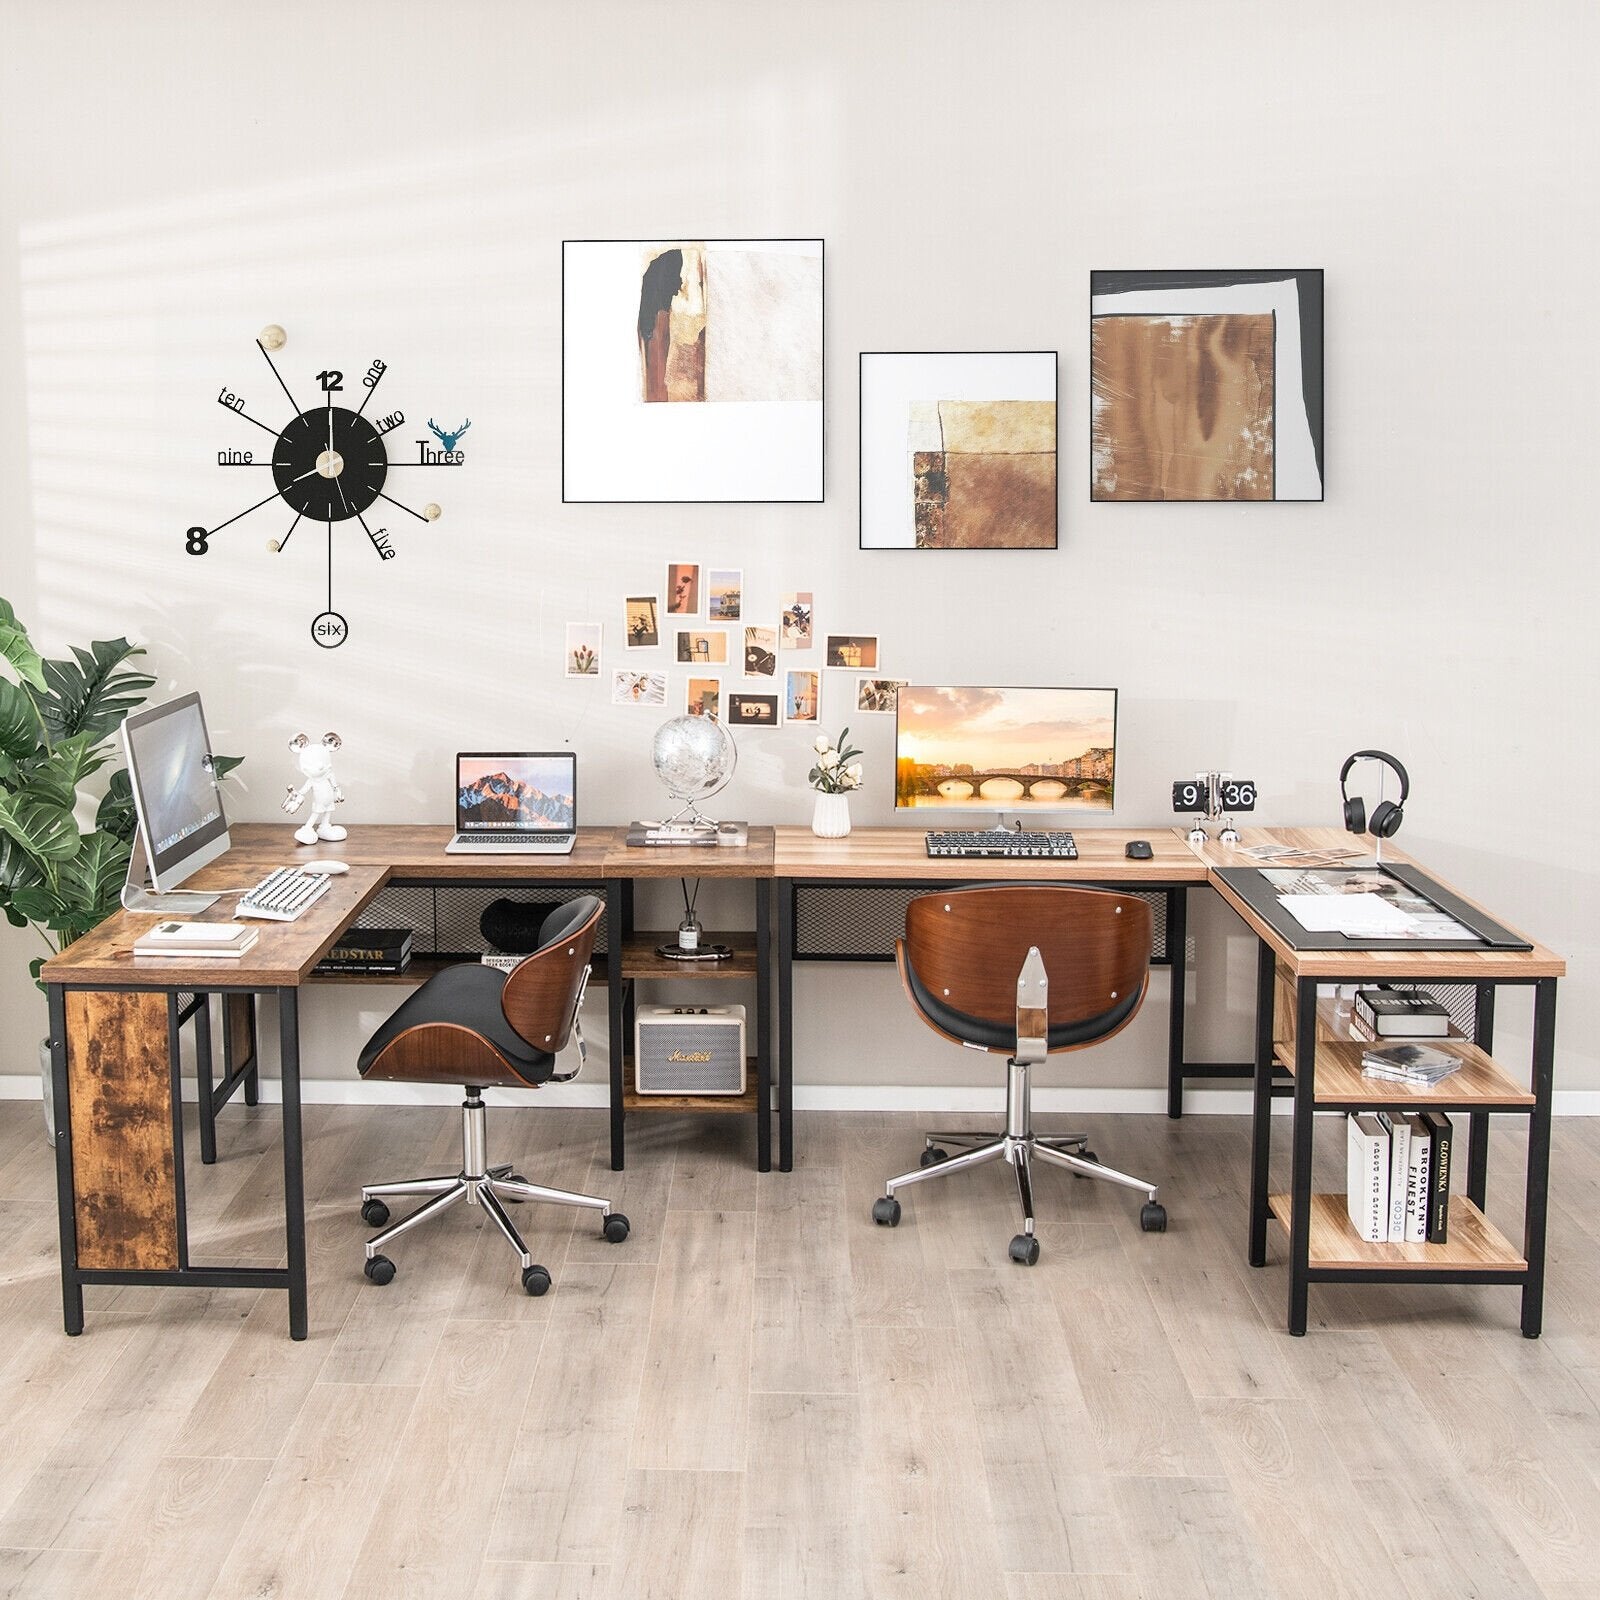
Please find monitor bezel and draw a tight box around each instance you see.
[454,751,578,832]
[121,692,231,891]
[892,684,1120,814]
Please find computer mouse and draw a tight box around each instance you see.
[1124,840,1154,860]
[301,859,350,875]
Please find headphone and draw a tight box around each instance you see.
[1340,750,1409,839]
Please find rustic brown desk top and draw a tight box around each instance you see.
[1185,826,1565,980]
[603,825,775,879]
[770,825,1208,882]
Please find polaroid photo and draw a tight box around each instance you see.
[665,562,701,616]
[565,622,602,677]
[675,627,729,665]
[624,595,660,649]
[785,669,821,724]
[707,568,743,622]
[611,669,667,706]
[825,633,879,670]
[743,624,778,678]
[686,676,722,720]
[780,591,814,649]
[727,693,779,728]
[856,676,908,713]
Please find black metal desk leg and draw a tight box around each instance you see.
[1467,984,1496,1208]
[1287,979,1319,1336]
[277,988,308,1341]
[194,994,218,1165]
[1166,887,1189,1118]
[1521,977,1558,1339]
[777,877,795,1172]
[1248,939,1277,1267]
[605,878,626,1171]
[48,985,83,1336]
[755,882,772,1172]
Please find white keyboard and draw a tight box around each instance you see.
[235,866,333,922]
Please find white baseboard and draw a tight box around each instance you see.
[7,1074,1600,1116]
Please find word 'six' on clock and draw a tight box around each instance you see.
[190,326,468,648]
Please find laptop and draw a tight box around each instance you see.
[444,752,578,855]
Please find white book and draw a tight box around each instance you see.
[133,920,259,959]
[1346,1113,1389,1244]
[1378,1111,1410,1242]
[1404,1114,1431,1243]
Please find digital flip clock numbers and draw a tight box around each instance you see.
[187,330,462,648]
[1172,772,1258,842]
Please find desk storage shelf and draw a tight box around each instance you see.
[622,1060,760,1116]
[1266,1193,1527,1274]
[620,932,759,980]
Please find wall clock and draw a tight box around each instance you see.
[189,325,466,648]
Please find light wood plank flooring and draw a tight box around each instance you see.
[1,1099,1597,1599]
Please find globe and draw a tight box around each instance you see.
[652,714,737,814]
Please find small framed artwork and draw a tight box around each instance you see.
[665,562,701,616]
[565,623,602,677]
[675,628,729,665]
[1089,270,1324,501]
[743,624,778,677]
[785,670,820,724]
[825,633,879,670]
[625,595,660,648]
[686,676,722,719]
[860,351,1057,549]
[780,591,813,649]
[707,568,743,622]
[727,693,778,728]
[611,670,667,706]
[856,677,907,713]
[562,238,824,503]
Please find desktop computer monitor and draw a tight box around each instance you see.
[120,692,231,911]
[894,685,1118,814]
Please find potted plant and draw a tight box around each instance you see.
[807,727,864,838]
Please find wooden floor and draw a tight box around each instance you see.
[2,1099,1599,1599]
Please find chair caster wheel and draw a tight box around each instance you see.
[503,1174,528,1202]
[920,1146,948,1167]
[364,1254,396,1285]
[1009,1234,1040,1266]
[872,1196,901,1227]
[603,1213,630,1244]
[360,1198,390,1228]
[1141,1202,1168,1233]
[522,1265,552,1296]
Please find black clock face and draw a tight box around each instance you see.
[272,405,387,521]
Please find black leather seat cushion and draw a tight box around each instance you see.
[357,961,556,1082]
[905,957,1145,1051]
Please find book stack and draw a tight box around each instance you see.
[1346,1110,1453,1243]
[133,921,259,959]
[1361,1040,1462,1087]
[313,927,413,975]
[1351,986,1449,1039]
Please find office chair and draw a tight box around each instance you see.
[871,885,1167,1264]
[354,895,628,1295]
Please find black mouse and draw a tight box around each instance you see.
[1125,840,1154,859]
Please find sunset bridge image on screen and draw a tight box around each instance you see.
[894,686,1118,811]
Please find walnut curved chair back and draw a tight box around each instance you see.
[360,895,603,1089]
[896,885,1154,1054]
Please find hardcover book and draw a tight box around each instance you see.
[1354,987,1450,1037]
[1346,1113,1390,1243]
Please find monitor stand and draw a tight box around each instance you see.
[119,832,220,914]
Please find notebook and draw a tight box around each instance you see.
[444,752,577,855]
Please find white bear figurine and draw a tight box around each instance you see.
[283,732,347,844]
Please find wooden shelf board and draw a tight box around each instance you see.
[1314,995,1467,1041]
[622,1058,760,1115]
[1267,1193,1526,1272]
[1271,1035,1534,1108]
[620,932,759,980]
[309,953,615,987]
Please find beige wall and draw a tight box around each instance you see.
[1,0,1595,1101]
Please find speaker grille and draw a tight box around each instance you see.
[636,1011,746,1094]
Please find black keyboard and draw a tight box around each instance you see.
[925,830,1078,859]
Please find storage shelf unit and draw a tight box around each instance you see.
[1267,1193,1527,1274]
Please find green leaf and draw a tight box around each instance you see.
[8,885,62,924]
[210,753,244,782]
[0,677,41,762]
[0,600,46,693]
[0,789,80,862]
[97,769,136,842]
[33,637,154,744]
[28,955,46,986]
[0,831,45,893]
[58,830,129,926]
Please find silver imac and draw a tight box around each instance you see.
[120,692,232,913]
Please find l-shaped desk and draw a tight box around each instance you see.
[41,823,1562,1340]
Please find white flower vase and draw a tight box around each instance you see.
[811,791,852,838]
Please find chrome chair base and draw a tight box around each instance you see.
[361,1094,628,1292]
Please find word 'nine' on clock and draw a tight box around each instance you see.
[218,449,254,465]
[417,440,464,464]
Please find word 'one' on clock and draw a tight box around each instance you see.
[190,324,470,649]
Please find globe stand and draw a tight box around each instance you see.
[625,715,749,849]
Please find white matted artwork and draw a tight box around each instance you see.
[563,238,824,503]
[856,677,907,713]
[860,351,1057,549]
[780,590,813,649]
[686,676,722,719]
[565,623,601,677]
[611,670,667,706]
[743,624,778,678]
[824,633,879,670]
[675,628,729,665]
[785,670,820,724]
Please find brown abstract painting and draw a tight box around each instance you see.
[909,400,1055,548]
[1091,314,1275,501]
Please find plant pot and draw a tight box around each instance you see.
[811,792,852,838]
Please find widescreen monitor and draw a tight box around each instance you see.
[120,692,231,909]
[894,685,1118,814]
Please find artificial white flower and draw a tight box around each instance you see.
[813,735,831,753]
[846,763,863,781]
[819,749,840,770]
